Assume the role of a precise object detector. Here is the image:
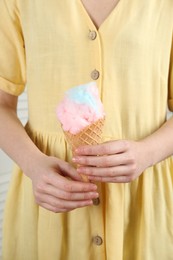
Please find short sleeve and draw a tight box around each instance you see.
[168,35,173,112]
[0,0,26,96]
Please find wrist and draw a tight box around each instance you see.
[21,149,47,179]
[138,139,155,168]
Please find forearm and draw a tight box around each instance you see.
[0,104,43,176]
[141,116,173,167]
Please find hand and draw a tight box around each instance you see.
[25,154,98,213]
[73,140,151,183]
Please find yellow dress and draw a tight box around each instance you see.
[1,0,173,259]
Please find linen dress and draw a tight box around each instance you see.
[1,0,173,259]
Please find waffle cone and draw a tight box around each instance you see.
[64,118,105,182]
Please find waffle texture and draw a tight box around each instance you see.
[64,118,105,181]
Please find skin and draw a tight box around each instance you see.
[0,90,99,213]
[74,127,173,183]
[0,0,173,213]
[81,0,121,29]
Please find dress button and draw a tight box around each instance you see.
[93,197,100,206]
[93,236,103,246]
[91,70,100,80]
[88,30,97,40]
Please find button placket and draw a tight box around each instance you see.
[87,27,104,250]
[88,28,102,84]
[88,27,102,206]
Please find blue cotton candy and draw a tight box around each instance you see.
[66,82,98,112]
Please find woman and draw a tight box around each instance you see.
[0,0,173,259]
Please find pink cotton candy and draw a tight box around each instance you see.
[56,82,105,134]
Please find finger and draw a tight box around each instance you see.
[88,175,133,183]
[39,194,93,210]
[75,140,129,156]
[77,165,131,177]
[44,184,99,201]
[40,203,68,213]
[73,153,132,167]
[46,173,98,193]
[57,160,83,181]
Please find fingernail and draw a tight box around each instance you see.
[75,148,80,154]
[72,157,81,163]
[72,157,76,162]
[93,192,99,197]
[72,157,80,162]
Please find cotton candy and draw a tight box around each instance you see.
[56,82,105,134]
